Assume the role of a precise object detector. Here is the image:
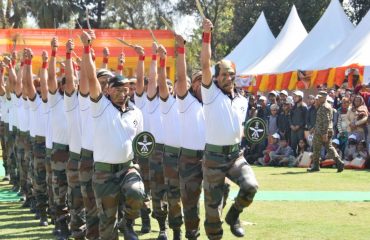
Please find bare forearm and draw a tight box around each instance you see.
[176,48,187,97]
[48,51,57,92]
[136,57,145,95]
[65,52,76,94]
[148,60,158,98]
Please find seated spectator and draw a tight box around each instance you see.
[285,138,309,167]
[347,95,368,142]
[257,133,280,166]
[269,137,294,166]
[354,140,368,160]
[321,139,343,168]
[344,134,358,161]
[244,141,266,165]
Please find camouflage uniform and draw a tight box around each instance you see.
[311,99,344,171]
[33,136,48,217]
[163,145,183,230]
[137,156,151,218]
[203,144,259,240]
[45,148,55,220]
[80,149,99,239]
[7,126,18,188]
[93,161,145,240]
[0,121,8,177]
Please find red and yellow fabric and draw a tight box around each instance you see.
[288,71,298,90]
[0,29,176,80]
[327,68,336,88]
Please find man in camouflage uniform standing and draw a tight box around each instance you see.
[308,91,344,172]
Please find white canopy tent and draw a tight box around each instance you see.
[308,9,370,70]
[240,5,307,75]
[223,12,275,73]
[275,0,354,73]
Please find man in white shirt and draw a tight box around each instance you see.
[81,30,145,240]
[201,19,258,239]
[0,63,10,182]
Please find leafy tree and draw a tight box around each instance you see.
[344,0,370,24]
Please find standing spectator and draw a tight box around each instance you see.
[267,104,279,136]
[347,95,368,142]
[256,96,269,122]
[277,99,292,143]
[327,97,339,136]
[279,90,288,105]
[290,90,307,155]
[305,95,317,136]
[337,97,350,155]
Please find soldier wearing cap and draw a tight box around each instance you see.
[308,91,344,172]
[81,31,145,240]
[201,18,258,239]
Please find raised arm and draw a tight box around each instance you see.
[39,51,49,101]
[15,53,24,97]
[23,48,36,99]
[78,54,89,96]
[116,52,125,76]
[201,19,213,86]
[134,46,145,95]
[81,30,101,99]
[157,45,169,100]
[48,37,58,93]
[102,47,109,69]
[0,62,5,96]
[65,39,76,95]
[175,34,187,98]
[147,42,158,99]
[3,56,16,93]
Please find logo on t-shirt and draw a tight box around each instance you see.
[132,131,156,158]
[244,117,267,144]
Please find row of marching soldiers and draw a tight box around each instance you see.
[0,18,258,240]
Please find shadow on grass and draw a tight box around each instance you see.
[270,171,311,175]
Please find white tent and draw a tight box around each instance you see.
[309,9,370,70]
[224,12,275,73]
[275,0,354,73]
[240,5,307,75]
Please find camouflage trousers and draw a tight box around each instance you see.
[203,145,259,240]
[33,137,48,213]
[163,145,183,230]
[80,149,99,240]
[137,157,151,211]
[67,151,85,238]
[45,148,55,218]
[312,132,343,167]
[51,143,69,220]
[0,121,8,176]
[179,148,203,238]
[17,132,33,198]
[93,161,145,240]
[149,144,168,222]
[7,129,18,187]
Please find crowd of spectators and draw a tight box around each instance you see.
[241,83,370,169]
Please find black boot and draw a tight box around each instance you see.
[157,219,168,240]
[141,209,151,234]
[336,159,344,173]
[21,198,31,208]
[185,229,200,240]
[173,228,182,240]
[307,161,320,172]
[123,218,139,240]
[53,220,61,236]
[225,205,245,238]
[57,218,70,240]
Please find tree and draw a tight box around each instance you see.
[0,0,27,28]
[344,0,370,24]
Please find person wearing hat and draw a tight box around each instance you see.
[201,18,258,239]
[277,99,292,143]
[290,90,307,155]
[308,91,344,172]
[81,31,145,240]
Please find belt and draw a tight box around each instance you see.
[94,161,132,173]
[164,145,180,155]
[155,143,164,151]
[205,143,240,154]
[35,135,46,144]
[69,151,81,161]
[53,143,69,151]
[181,147,204,158]
[81,148,93,158]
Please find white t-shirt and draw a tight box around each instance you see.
[48,91,68,145]
[43,101,53,149]
[177,93,206,150]
[134,92,150,132]
[201,82,248,145]
[0,95,9,123]
[64,91,82,154]
[29,95,47,137]
[17,97,30,132]
[91,95,143,164]
[147,96,164,144]
[160,95,181,148]
[11,94,19,130]
[79,94,94,151]
[8,95,15,131]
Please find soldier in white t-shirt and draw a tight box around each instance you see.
[81,31,145,240]
[200,19,258,240]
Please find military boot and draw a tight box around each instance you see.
[336,158,344,173]
[141,208,151,233]
[173,228,182,240]
[57,218,70,240]
[39,208,48,226]
[225,205,245,238]
[157,219,168,240]
[307,161,320,172]
[122,218,139,240]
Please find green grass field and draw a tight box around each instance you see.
[1,166,370,239]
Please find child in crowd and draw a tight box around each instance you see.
[355,140,368,160]
[269,137,294,166]
[344,134,358,161]
[267,104,279,136]
[257,133,280,166]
